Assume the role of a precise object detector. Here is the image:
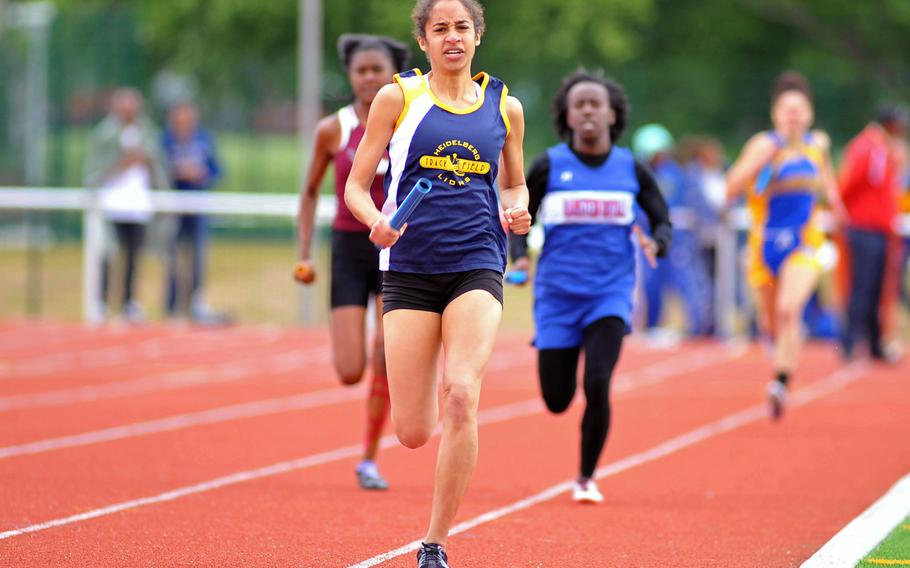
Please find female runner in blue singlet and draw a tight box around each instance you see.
[510,70,672,504]
[344,1,530,566]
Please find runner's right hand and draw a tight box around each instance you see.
[370,216,405,249]
[293,260,316,285]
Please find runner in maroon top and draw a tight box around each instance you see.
[296,34,410,490]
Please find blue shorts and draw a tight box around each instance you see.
[762,227,804,277]
[534,289,632,349]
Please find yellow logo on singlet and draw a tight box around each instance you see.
[420,139,490,187]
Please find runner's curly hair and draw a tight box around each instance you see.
[552,69,629,143]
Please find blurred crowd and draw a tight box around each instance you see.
[80,86,910,350]
[628,107,910,360]
[83,87,228,325]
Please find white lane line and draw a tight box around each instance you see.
[347,362,869,567]
[0,346,331,413]
[0,323,68,348]
[0,398,545,541]
[0,344,743,459]
[0,325,153,353]
[0,331,269,379]
[0,345,741,538]
[614,342,746,393]
[801,471,910,568]
[0,385,365,459]
[2,325,294,379]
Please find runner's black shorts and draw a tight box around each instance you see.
[380,269,504,315]
[330,230,382,309]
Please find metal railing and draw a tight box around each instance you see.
[1,186,907,333]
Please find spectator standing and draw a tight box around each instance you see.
[901,172,910,311]
[633,124,713,337]
[161,101,226,324]
[84,88,169,322]
[839,105,908,361]
[681,136,727,282]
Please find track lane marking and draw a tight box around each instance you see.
[348,362,868,567]
[0,328,285,379]
[802,469,910,568]
[0,346,332,412]
[0,399,544,541]
[0,385,366,459]
[0,345,745,538]
[0,344,741,458]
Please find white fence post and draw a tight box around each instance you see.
[82,190,104,325]
[714,215,738,338]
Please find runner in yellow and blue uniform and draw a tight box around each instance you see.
[344,1,530,566]
[727,71,846,419]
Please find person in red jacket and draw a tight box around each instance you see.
[839,105,908,361]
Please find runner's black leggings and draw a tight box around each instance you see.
[101,222,145,307]
[538,316,625,479]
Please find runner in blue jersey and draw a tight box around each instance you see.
[344,1,530,566]
[510,70,672,504]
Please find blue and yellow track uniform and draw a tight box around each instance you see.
[379,68,510,274]
[747,131,827,288]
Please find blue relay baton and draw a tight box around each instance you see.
[389,177,433,230]
[504,269,528,285]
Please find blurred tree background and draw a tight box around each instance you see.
[2,0,909,190]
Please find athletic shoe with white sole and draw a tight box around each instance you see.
[356,460,389,491]
[767,380,787,420]
[572,478,604,504]
[416,542,449,568]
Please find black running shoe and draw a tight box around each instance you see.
[416,542,449,568]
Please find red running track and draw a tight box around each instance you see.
[0,322,907,567]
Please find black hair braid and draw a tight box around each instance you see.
[337,34,411,72]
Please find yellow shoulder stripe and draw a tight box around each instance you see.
[393,69,426,130]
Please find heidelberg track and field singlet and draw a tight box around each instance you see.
[380,69,510,274]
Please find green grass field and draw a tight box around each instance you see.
[859,517,910,566]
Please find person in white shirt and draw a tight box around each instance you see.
[84,88,169,322]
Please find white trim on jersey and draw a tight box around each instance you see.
[539,190,635,226]
[337,105,358,152]
[378,91,435,271]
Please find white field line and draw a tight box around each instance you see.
[0,325,150,353]
[613,342,746,393]
[0,323,70,349]
[347,362,869,567]
[0,385,366,459]
[0,346,332,413]
[1,334,242,379]
[0,398,545,541]
[0,326,290,379]
[0,344,743,539]
[0,344,743,459]
[801,470,910,568]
